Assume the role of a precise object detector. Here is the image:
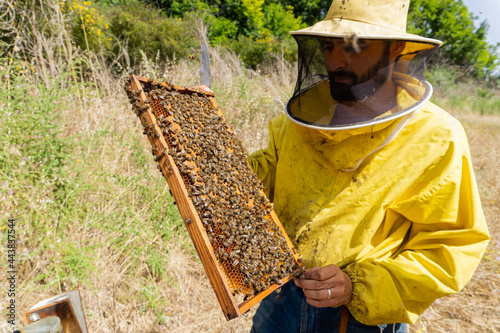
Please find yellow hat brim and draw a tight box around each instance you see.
[290,18,442,54]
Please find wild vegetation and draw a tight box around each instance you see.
[0,0,499,332]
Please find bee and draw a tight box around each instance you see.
[231,259,240,269]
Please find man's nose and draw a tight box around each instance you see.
[325,48,348,71]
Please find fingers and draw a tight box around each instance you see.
[294,264,342,290]
[303,264,341,281]
[294,265,353,308]
[196,85,213,94]
[294,275,336,290]
[300,286,347,308]
[302,287,332,301]
[302,283,348,300]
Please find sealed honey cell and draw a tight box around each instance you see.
[124,75,305,320]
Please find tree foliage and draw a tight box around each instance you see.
[408,0,498,77]
[148,0,309,67]
[277,0,329,25]
[145,0,498,75]
[107,1,199,66]
[6,0,496,76]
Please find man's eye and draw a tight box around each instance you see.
[322,44,334,52]
[342,45,356,53]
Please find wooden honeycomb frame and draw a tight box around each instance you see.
[124,75,304,320]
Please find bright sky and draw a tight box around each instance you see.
[461,0,500,47]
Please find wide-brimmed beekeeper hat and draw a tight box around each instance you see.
[290,0,442,54]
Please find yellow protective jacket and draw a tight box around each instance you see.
[248,78,490,325]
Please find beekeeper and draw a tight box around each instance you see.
[246,0,490,332]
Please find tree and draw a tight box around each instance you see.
[276,0,329,26]
[408,0,498,77]
[148,0,306,67]
[143,0,499,75]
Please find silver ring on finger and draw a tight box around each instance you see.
[327,288,331,300]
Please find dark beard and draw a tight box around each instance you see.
[329,45,392,102]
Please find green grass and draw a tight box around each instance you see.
[0,63,193,329]
[427,65,500,115]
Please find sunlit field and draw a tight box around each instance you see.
[1,2,499,332]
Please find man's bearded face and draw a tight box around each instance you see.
[326,41,392,102]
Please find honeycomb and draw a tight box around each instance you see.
[124,76,304,304]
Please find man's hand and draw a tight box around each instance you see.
[196,85,213,94]
[294,264,352,308]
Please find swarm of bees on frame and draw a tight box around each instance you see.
[124,77,305,300]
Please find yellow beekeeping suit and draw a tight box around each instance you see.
[248,77,490,325]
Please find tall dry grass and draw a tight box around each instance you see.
[1,2,499,332]
[0,5,293,331]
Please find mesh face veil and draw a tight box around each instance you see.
[285,0,442,131]
[286,35,439,130]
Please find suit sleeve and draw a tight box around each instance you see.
[344,142,490,325]
[247,115,286,202]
